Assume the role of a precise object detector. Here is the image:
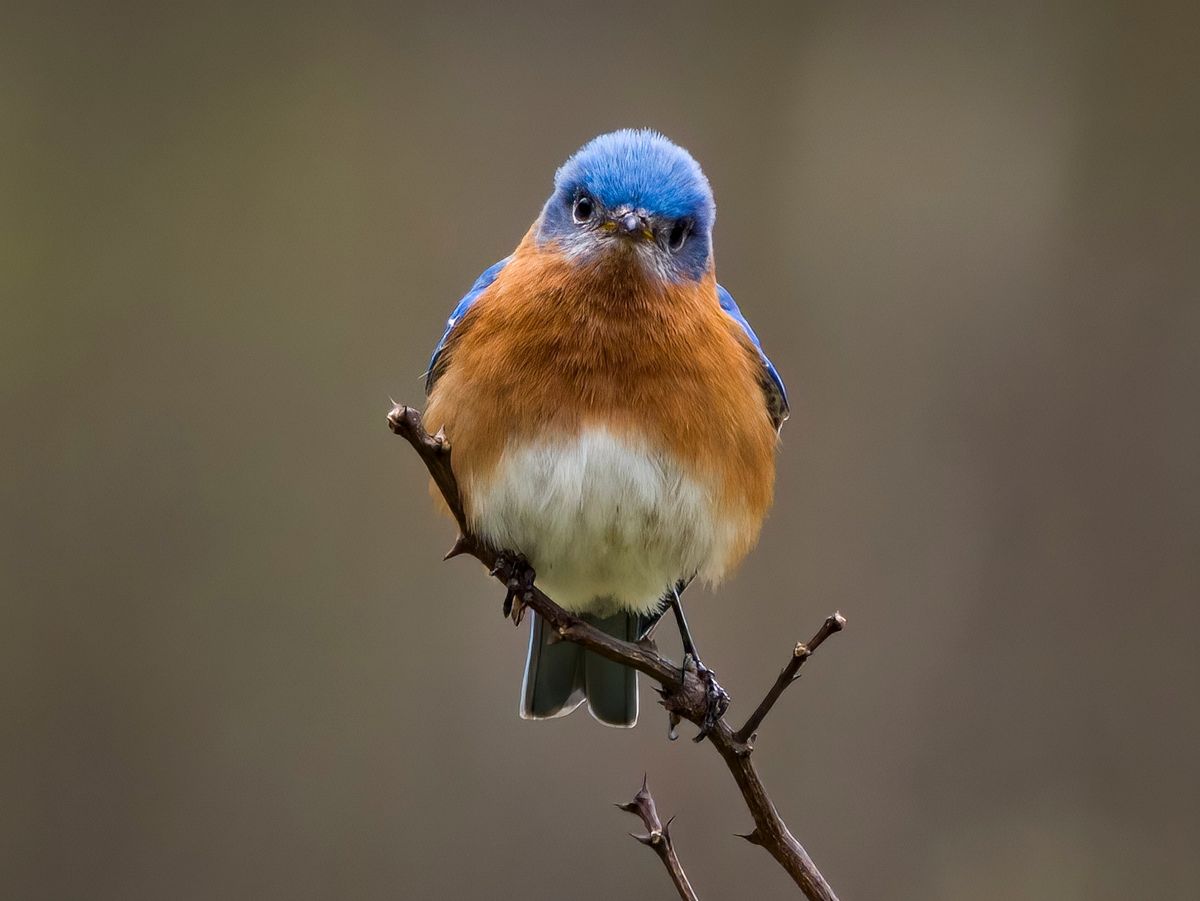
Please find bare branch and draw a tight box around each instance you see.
[388,402,842,901]
[618,777,698,901]
[734,612,846,745]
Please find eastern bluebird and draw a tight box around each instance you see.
[422,129,788,728]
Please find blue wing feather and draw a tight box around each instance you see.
[717,284,790,430]
[424,256,511,394]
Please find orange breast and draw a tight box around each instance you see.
[424,229,780,573]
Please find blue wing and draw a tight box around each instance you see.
[717,284,790,431]
[424,256,511,394]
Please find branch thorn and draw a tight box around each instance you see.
[443,535,471,560]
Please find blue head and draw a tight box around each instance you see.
[536,129,716,282]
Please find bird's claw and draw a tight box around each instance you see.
[491,551,535,626]
[683,654,730,742]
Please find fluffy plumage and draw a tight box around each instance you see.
[470,425,743,616]
[421,131,788,725]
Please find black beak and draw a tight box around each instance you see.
[617,212,644,237]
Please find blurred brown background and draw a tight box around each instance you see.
[4,2,1198,898]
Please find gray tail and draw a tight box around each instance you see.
[520,610,641,727]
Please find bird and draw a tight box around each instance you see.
[421,129,788,730]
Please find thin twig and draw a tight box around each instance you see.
[388,403,842,901]
[618,777,698,901]
[734,613,846,745]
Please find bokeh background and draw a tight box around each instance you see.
[5,2,1198,898]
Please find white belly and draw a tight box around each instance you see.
[468,427,737,615]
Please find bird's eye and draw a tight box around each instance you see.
[667,220,691,252]
[572,195,594,223]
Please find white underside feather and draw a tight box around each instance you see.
[469,427,739,615]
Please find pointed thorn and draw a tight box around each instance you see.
[443,535,471,561]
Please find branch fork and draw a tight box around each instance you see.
[389,402,844,900]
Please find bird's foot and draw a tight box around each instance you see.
[490,551,535,626]
[683,654,730,743]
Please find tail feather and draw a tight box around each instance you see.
[520,612,585,720]
[520,610,644,727]
[581,612,639,727]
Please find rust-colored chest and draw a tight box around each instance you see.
[424,236,778,522]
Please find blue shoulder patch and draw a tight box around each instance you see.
[717,284,790,430]
[424,257,510,394]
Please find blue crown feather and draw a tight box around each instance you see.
[553,129,716,234]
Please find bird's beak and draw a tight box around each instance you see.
[604,209,654,242]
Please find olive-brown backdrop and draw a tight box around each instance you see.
[5,2,1198,899]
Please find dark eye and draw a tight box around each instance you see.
[667,220,690,252]
[572,195,594,223]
